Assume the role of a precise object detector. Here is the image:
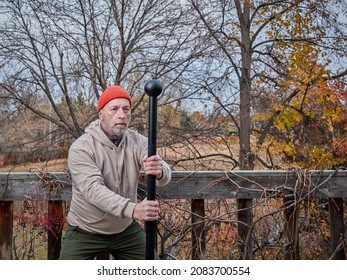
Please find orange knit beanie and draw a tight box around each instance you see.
[97,85,132,112]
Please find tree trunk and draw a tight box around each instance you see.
[236,0,254,260]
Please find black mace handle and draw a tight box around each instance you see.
[144,79,163,260]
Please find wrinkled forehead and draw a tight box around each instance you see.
[104,98,131,109]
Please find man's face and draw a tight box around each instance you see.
[99,98,131,137]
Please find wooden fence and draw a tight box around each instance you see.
[1,169,347,260]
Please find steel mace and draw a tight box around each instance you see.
[144,79,163,260]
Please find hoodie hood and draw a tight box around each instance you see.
[85,120,123,149]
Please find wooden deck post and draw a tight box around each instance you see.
[283,195,299,260]
[191,199,205,260]
[47,201,64,260]
[237,198,253,260]
[0,201,13,260]
[329,198,345,260]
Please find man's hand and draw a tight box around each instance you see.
[133,198,159,221]
[143,155,163,179]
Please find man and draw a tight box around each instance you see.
[59,85,171,260]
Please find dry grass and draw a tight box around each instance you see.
[0,158,68,172]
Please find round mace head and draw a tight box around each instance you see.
[144,79,163,97]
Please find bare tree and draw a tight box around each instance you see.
[0,0,201,140]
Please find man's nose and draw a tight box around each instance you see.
[117,109,126,118]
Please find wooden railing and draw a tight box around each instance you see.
[1,170,346,260]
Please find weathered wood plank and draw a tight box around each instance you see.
[1,170,347,200]
[329,198,345,260]
[47,201,64,260]
[0,172,71,201]
[283,196,300,260]
[237,198,253,260]
[191,199,205,260]
[0,201,13,260]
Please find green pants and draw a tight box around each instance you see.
[59,221,160,260]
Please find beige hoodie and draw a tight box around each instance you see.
[66,120,171,234]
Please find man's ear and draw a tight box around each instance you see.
[98,109,103,120]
